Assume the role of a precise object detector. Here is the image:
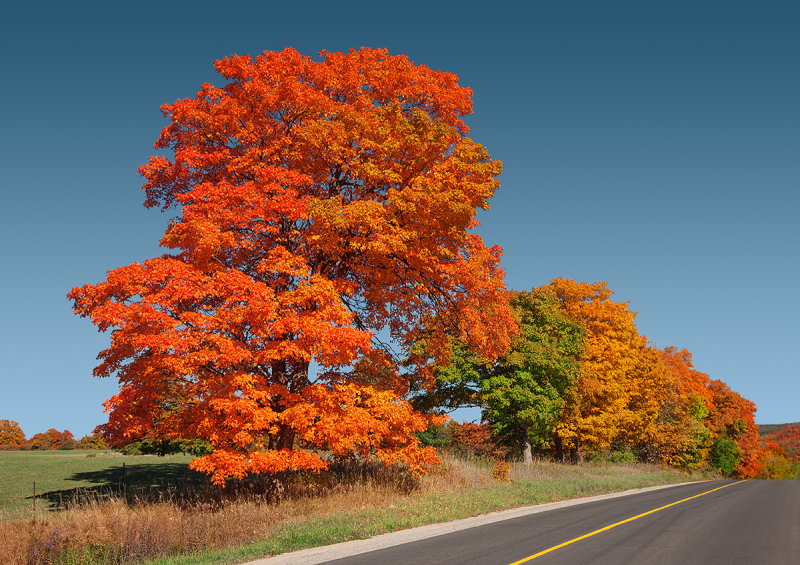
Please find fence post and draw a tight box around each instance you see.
[32,480,36,522]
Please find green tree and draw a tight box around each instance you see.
[710,436,740,476]
[482,290,583,463]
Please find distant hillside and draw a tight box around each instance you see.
[759,422,800,461]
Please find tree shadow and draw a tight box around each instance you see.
[30,456,419,513]
[33,462,213,511]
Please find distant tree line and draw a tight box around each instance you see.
[0,420,105,451]
[0,419,215,456]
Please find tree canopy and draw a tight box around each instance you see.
[0,420,26,448]
[69,48,514,484]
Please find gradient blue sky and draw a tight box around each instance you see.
[1,1,797,438]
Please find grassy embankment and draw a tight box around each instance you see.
[1,450,703,565]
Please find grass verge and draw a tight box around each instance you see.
[169,474,685,565]
[2,455,703,565]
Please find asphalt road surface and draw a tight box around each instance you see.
[323,480,800,565]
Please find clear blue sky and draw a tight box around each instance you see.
[1,1,797,438]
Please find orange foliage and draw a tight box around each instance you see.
[757,442,797,479]
[654,347,714,467]
[761,423,800,462]
[447,421,501,458]
[0,419,26,448]
[26,429,76,450]
[653,348,763,476]
[619,341,675,461]
[706,380,762,477]
[69,48,514,484]
[545,278,642,454]
[659,347,712,406]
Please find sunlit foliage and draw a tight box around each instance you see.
[69,48,514,484]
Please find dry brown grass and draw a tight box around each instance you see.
[509,458,669,481]
[0,459,448,565]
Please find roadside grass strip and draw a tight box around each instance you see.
[507,480,747,564]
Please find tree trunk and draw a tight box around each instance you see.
[266,358,310,452]
[517,427,532,464]
[553,433,564,463]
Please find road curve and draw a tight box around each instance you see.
[314,480,800,565]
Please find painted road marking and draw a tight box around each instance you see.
[507,480,747,564]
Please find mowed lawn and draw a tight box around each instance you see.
[0,450,203,519]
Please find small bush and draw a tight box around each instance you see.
[492,461,511,482]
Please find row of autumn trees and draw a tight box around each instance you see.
[66,47,792,485]
[0,420,107,451]
[416,279,794,478]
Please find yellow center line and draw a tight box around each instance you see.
[508,480,748,564]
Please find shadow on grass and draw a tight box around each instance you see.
[31,457,419,513]
[32,462,214,511]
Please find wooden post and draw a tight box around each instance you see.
[32,480,36,522]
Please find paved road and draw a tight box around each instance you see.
[322,480,800,565]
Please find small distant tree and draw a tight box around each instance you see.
[410,340,487,415]
[761,423,800,462]
[0,420,26,449]
[655,347,714,469]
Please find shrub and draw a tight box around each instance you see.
[492,461,511,482]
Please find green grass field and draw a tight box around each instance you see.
[0,450,203,519]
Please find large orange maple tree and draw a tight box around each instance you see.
[69,48,514,484]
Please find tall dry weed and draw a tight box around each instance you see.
[0,458,444,565]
